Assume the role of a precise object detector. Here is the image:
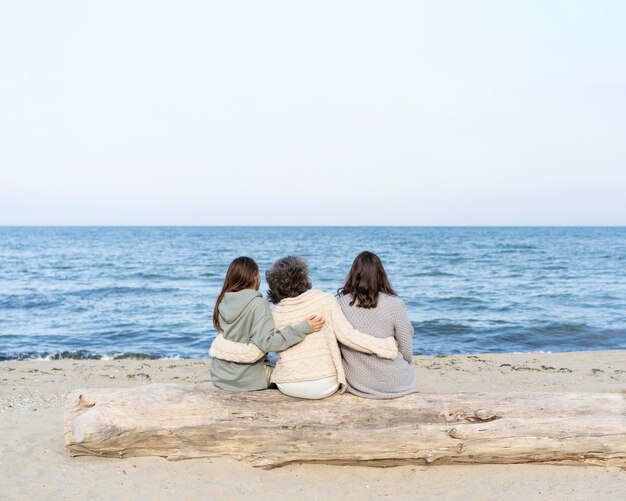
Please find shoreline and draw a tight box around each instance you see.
[0,346,622,362]
[1,351,625,500]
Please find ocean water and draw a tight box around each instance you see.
[0,226,625,360]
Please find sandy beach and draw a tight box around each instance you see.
[1,351,625,500]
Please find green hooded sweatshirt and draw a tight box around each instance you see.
[210,289,312,391]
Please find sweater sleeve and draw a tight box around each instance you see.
[394,300,414,364]
[209,333,265,363]
[249,299,312,353]
[330,299,398,360]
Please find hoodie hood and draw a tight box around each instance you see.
[219,289,263,324]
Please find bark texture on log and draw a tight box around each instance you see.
[64,384,626,468]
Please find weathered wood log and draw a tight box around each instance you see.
[64,384,626,469]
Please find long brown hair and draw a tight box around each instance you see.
[338,251,396,309]
[213,257,260,331]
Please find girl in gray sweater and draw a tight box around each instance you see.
[337,252,417,399]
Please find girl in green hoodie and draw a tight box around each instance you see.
[210,256,324,391]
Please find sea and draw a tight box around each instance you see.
[0,226,625,360]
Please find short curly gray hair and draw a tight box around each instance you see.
[265,256,312,304]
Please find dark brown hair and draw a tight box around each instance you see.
[338,251,396,308]
[213,256,260,331]
[266,256,312,304]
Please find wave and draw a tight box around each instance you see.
[0,350,190,361]
[2,321,624,360]
[420,296,490,311]
[411,320,626,355]
[413,320,470,334]
[408,271,455,277]
[436,296,486,304]
[64,286,180,298]
[531,321,589,335]
[0,286,182,310]
[496,244,537,250]
[126,272,193,281]
[0,294,61,310]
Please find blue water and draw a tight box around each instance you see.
[0,227,625,360]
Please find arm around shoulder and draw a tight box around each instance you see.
[393,299,414,364]
[330,298,398,359]
[209,333,264,363]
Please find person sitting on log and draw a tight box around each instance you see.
[210,256,325,392]
[210,256,398,399]
[336,251,417,399]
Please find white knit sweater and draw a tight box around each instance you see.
[210,290,398,392]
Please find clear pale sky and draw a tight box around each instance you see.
[1,1,624,225]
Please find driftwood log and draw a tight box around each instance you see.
[64,384,626,469]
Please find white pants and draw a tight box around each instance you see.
[276,376,339,400]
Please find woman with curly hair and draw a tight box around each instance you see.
[209,256,325,392]
[210,256,398,399]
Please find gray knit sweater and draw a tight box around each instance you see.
[337,293,417,399]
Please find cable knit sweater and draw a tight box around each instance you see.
[210,290,398,392]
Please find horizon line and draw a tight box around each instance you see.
[1,224,625,229]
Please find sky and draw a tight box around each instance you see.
[1,1,625,226]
